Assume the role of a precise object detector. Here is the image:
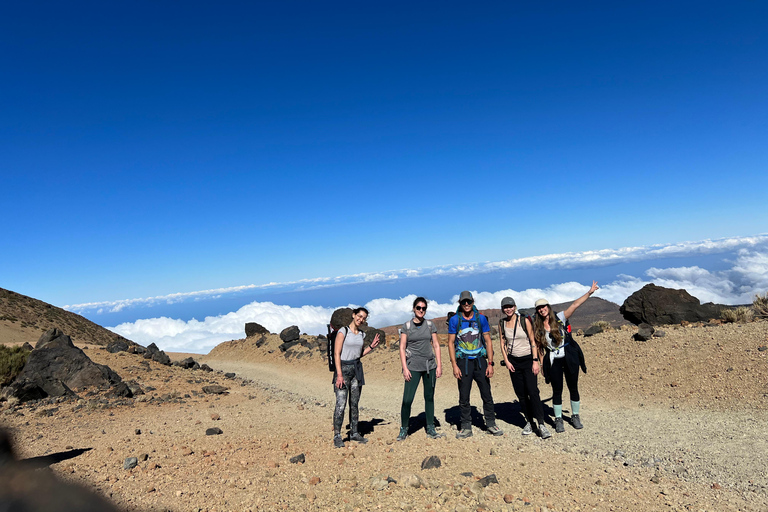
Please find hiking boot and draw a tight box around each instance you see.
[396,427,408,441]
[538,424,552,439]
[521,422,533,436]
[456,427,473,439]
[333,434,345,448]
[426,425,445,439]
[555,417,565,433]
[349,432,368,444]
[571,414,583,429]
[487,425,504,436]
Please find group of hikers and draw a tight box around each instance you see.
[331,281,599,448]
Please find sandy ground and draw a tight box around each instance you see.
[2,320,768,511]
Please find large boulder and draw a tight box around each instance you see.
[245,322,270,337]
[330,308,354,330]
[2,329,122,402]
[279,326,300,343]
[619,284,723,326]
[143,343,171,365]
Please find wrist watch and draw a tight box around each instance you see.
[489,361,495,366]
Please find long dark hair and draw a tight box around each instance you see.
[533,307,563,351]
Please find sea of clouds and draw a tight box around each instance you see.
[102,237,768,354]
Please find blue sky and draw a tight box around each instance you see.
[2,2,767,352]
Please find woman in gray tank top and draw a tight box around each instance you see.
[332,307,381,448]
[397,297,444,441]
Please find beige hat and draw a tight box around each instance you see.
[534,298,549,307]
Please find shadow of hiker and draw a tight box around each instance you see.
[442,405,489,431]
[402,412,444,435]
[354,418,386,437]
[21,448,93,468]
[492,401,526,429]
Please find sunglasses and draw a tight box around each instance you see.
[414,306,427,312]
[502,305,515,309]
[460,299,473,306]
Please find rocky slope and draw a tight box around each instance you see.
[1,318,766,511]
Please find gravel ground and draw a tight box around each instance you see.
[2,319,767,511]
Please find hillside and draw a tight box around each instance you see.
[0,287,129,347]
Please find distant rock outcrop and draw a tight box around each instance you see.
[330,308,353,330]
[620,284,724,326]
[245,322,269,337]
[279,326,300,343]
[2,328,122,403]
[143,343,171,365]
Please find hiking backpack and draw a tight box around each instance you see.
[326,324,348,372]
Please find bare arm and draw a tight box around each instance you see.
[431,332,442,378]
[525,316,540,375]
[499,319,513,372]
[334,330,345,388]
[448,333,460,378]
[484,331,494,377]
[563,280,599,319]
[399,332,411,381]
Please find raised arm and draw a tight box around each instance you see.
[563,281,599,319]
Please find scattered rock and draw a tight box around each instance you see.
[634,323,655,341]
[245,322,270,337]
[280,326,300,343]
[421,455,441,470]
[477,474,499,487]
[205,428,223,436]
[202,385,229,395]
[123,457,138,470]
[289,453,305,464]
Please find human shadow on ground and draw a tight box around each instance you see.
[20,448,93,468]
[355,418,386,437]
[442,405,496,432]
[402,412,444,435]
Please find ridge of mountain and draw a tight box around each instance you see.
[0,287,129,346]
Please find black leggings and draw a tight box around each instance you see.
[508,354,545,424]
[549,356,580,406]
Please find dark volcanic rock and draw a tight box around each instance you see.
[176,357,198,369]
[105,338,129,353]
[279,326,300,343]
[2,329,121,403]
[620,284,724,325]
[289,453,306,464]
[478,474,499,487]
[634,323,655,341]
[278,341,300,353]
[330,308,354,330]
[421,456,441,469]
[202,385,229,395]
[205,427,223,436]
[583,325,604,337]
[21,342,33,351]
[245,322,270,337]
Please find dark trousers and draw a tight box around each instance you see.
[549,356,580,406]
[400,368,436,430]
[456,357,496,429]
[508,354,545,424]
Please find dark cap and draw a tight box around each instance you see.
[458,291,473,302]
[500,297,516,308]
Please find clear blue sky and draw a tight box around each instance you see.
[2,1,767,308]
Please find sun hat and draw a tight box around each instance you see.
[534,298,549,308]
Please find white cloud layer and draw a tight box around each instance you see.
[107,246,768,354]
[70,234,768,315]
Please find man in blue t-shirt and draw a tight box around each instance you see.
[447,291,503,438]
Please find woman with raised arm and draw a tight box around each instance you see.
[531,281,598,433]
[397,297,444,441]
[332,307,381,448]
[498,297,550,439]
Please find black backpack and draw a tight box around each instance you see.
[326,325,348,372]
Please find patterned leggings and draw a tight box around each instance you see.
[333,363,362,434]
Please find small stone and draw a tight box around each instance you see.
[206,427,223,435]
[123,457,138,470]
[181,447,193,456]
[758,346,767,352]
[309,476,321,485]
[712,482,721,489]
[135,429,141,435]
[211,413,220,420]
[503,494,515,503]
[477,474,499,487]
[290,453,306,464]
[139,453,148,461]
[421,455,441,470]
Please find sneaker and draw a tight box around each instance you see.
[521,422,533,436]
[487,425,504,436]
[538,424,552,439]
[349,432,368,444]
[571,414,583,429]
[456,428,473,439]
[333,434,345,448]
[396,427,408,441]
[555,417,565,433]
[426,426,445,439]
